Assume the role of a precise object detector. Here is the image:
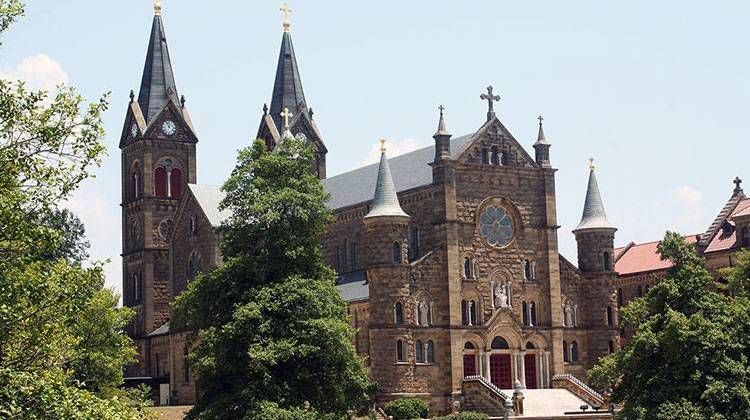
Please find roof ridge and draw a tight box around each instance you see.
[698,193,743,247]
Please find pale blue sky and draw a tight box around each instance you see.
[3,1,748,294]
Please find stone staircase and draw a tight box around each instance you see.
[550,374,606,409]
[462,375,511,417]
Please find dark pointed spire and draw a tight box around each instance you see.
[574,159,615,232]
[533,115,551,167]
[433,105,452,162]
[137,1,180,123]
[534,115,548,146]
[365,140,410,220]
[434,105,450,137]
[269,4,307,130]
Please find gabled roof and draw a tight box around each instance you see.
[335,270,368,303]
[138,11,180,124]
[322,134,471,209]
[704,197,750,253]
[614,235,699,276]
[698,190,747,250]
[188,184,231,227]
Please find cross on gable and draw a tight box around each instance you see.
[280,107,294,129]
[480,85,501,121]
[734,176,743,194]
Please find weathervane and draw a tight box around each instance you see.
[480,85,501,121]
[281,2,292,32]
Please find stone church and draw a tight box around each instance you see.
[119,2,748,415]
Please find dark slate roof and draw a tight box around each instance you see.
[147,321,170,337]
[335,270,369,302]
[269,31,307,130]
[138,13,180,124]
[574,167,615,231]
[322,134,471,209]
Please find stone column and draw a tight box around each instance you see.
[519,351,527,389]
[511,351,519,385]
[478,351,484,377]
[544,351,551,388]
[484,352,491,381]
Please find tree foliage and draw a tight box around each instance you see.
[173,138,372,419]
[589,232,750,420]
[0,2,148,417]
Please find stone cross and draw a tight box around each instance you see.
[280,2,292,32]
[734,176,743,194]
[438,104,445,114]
[280,107,294,129]
[480,85,501,120]
[379,139,387,153]
[538,115,544,126]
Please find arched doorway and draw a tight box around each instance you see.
[490,336,512,389]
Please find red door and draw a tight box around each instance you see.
[463,354,476,377]
[490,354,512,389]
[524,354,537,389]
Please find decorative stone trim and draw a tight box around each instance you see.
[551,373,605,407]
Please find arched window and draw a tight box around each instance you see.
[530,301,537,326]
[461,300,468,325]
[524,260,531,280]
[351,242,357,267]
[183,347,190,383]
[344,239,349,270]
[392,242,401,264]
[464,257,474,279]
[571,341,579,362]
[607,306,614,327]
[563,341,569,362]
[469,300,477,325]
[426,340,435,363]
[397,340,405,362]
[608,340,615,354]
[395,302,404,325]
[637,285,643,298]
[416,340,424,363]
[170,168,182,198]
[481,148,489,164]
[522,301,529,326]
[154,167,167,197]
[603,252,612,271]
[617,288,624,307]
[409,226,420,260]
[464,341,475,349]
[335,247,340,271]
[491,146,500,165]
[189,215,197,236]
[526,342,536,350]
[187,252,202,281]
[132,174,139,199]
[491,336,509,349]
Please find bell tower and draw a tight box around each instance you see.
[119,1,198,375]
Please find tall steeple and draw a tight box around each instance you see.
[533,115,551,167]
[269,2,308,130]
[365,140,410,220]
[138,1,180,123]
[433,105,452,163]
[574,159,615,232]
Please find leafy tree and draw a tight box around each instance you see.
[720,249,750,297]
[0,1,148,417]
[383,398,429,420]
[173,138,372,419]
[589,232,750,420]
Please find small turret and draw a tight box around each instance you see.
[433,105,452,163]
[533,115,551,167]
[573,159,617,273]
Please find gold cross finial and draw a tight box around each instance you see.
[380,139,387,153]
[280,2,292,32]
[280,107,294,129]
[154,0,161,15]
[588,158,596,171]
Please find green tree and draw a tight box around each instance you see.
[589,232,750,419]
[173,138,372,419]
[720,249,750,297]
[0,1,148,417]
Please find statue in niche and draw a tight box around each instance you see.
[419,301,429,326]
[564,301,574,327]
[494,282,510,308]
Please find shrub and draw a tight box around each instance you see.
[433,412,489,420]
[383,398,428,419]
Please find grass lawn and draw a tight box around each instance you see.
[148,406,192,419]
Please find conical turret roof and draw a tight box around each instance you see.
[138,5,180,124]
[269,30,307,131]
[364,144,410,220]
[574,161,615,232]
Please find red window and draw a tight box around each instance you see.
[463,354,476,377]
[170,168,182,198]
[154,167,167,197]
[490,354,512,389]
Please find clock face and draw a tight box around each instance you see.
[130,123,138,138]
[479,205,514,247]
[161,120,176,136]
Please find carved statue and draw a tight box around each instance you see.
[419,301,429,326]
[564,302,574,327]
[494,282,510,308]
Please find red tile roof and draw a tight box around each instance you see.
[614,235,698,276]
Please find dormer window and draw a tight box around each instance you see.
[723,222,734,236]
